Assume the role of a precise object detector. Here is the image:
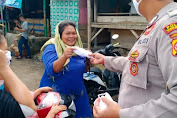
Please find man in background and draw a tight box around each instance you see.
[14,14,31,59]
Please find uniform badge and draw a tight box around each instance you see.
[171,39,177,56]
[170,33,177,38]
[144,23,156,35]
[163,22,177,34]
[129,50,139,61]
[130,62,138,76]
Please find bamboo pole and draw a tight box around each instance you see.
[43,0,47,37]
[87,0,91,49]
[94,0,97,22]
[1,6,4,32]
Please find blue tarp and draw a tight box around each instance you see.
[1,0,22,9]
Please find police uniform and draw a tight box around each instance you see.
[104,2,177,118]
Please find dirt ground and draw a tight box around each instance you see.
[10,57,44,91]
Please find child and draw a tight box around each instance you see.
[0,32,9,90]
[0,32,67,118]
[0,32,36,117]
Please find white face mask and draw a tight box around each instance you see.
[132,0,143,16]
[6,51,12,66]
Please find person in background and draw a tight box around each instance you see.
[39,21,92,118]
[14,14,31,59]
[91,0,177,118]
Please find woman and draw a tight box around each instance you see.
[39,21,92,118]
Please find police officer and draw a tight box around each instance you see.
[90,0,177,118]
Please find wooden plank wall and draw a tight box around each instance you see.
[26,18,50,36]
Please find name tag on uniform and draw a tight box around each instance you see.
[138,38,149,45]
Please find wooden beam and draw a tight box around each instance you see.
[94,0,97,22]
[87,0,91,49]
[97,16,147,23]
[130,30,139,39]
[91,28,104,41]
[98,13,138,15]
[91,22,147,30]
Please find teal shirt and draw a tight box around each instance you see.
[0,84,4,90]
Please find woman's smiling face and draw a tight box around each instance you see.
[61,25,77,46]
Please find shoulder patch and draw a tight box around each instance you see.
[170,33,177,38]
[163,22,177,34]
[144,23,156,35]
[129,50,139,61]
[171,39,177,57]
[130,62,138,76]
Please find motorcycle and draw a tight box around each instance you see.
[84,34,122,105]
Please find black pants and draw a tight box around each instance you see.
[0,90,25,118]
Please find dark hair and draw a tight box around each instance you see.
[58,21,76,37]
[19,14,26,19]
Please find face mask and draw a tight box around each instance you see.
[132,0,143,16]
[6,51,12,66]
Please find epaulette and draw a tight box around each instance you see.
[168,9,177,18]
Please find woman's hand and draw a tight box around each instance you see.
[46,102,67,118]
[63,47,76,59]
[89,53,105,65]
[53,47,75,73]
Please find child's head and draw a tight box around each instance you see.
[0,32,11,66]
[0,32,7,51]
[0,32,10,81]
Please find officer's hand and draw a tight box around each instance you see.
[63,47,76,59]
[93,97,121,118]
[89,53,105,65]
[0,50,8,72]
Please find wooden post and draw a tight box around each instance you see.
[93,0,98,47]
[5,20,8,33]
[1,7,4,32]
[94,0,97,22]
[43,0,47,37]
[87,0,91,49]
